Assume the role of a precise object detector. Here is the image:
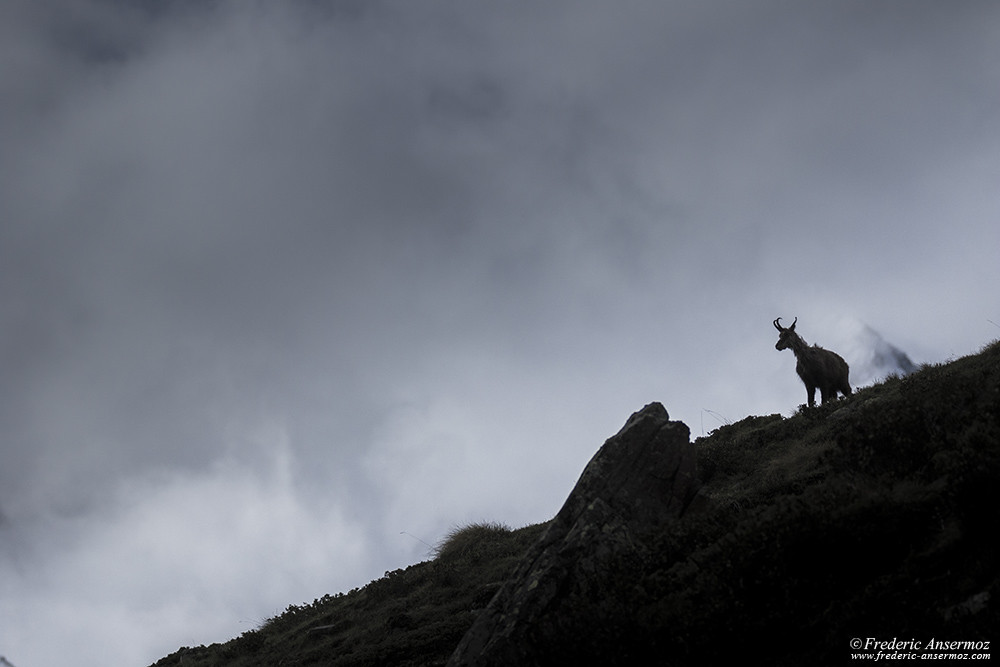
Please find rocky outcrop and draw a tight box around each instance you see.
[448,402,702,666]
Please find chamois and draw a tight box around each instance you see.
[773,317,852,407]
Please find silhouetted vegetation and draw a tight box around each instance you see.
[152,340,999,666]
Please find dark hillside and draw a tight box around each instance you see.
[152,521,548,667]
[153,340,999,666]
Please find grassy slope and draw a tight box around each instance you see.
[152,340,1000,666]
[152,521,549,667]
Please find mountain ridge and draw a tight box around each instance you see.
[152,339,1000,666]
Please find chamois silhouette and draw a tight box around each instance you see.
[774,317,852,407]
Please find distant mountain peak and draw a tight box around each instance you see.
[833,318,918,387]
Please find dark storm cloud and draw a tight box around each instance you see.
[2,2,999,663]
[1,0,996,523]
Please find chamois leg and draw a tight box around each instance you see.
[806,385,816,408]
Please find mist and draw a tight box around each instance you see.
[2,2,999,664]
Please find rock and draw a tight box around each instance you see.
[447,402,702,666]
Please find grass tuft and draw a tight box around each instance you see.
[433,521,514,564]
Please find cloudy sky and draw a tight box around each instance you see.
[2,1,998,664]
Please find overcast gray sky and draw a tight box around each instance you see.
[2,1,999,664]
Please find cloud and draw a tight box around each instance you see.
[1,427,371,664]
[2,1,999,663]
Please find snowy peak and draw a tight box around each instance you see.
[832,318,918,387]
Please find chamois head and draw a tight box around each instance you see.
[773,317,800,351]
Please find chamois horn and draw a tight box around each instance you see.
[773,316,797,332]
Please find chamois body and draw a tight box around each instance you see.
[774,317,852,407]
